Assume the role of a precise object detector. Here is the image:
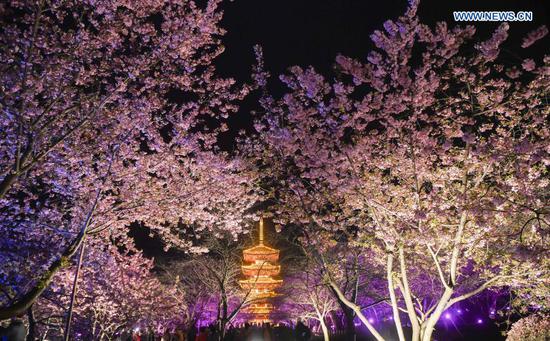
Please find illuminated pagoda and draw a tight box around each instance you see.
[239,216,283,324]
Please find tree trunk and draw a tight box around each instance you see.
[329,286,356,339]
[343,306,356,340]
[327,280,385,341]
[320,318,330,341]
[0,171,17,200]
[387,253,405,341]
[420,212,467,340]
[312,298,330,341]
[217,319,226,341]
[218,291,228,341]
[398,248,420,341]
[26,306,36,341]
[0,141,33,200]
[63,238,87,341]
[420,288,453,341]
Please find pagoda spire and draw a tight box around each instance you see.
[259,216,264,245]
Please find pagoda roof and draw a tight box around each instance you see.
[247,307,272,314]
[249,291,278,300]
[239,277,283,285]
[243,244,279,255]
[239,277,283,291]
[242,262,280,271]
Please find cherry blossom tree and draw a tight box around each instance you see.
[29,235,183,340]
[283,262,338,341]
[247,1,549,340]
[164,232,257,340]
[321,241,390,338]
[160,261,212,335]
[1,0,258,320]
[279,227,394,339]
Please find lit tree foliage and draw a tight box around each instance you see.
[506,313,550,341]
[31,236,183,340]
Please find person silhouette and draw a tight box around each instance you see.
[294,319,311,341]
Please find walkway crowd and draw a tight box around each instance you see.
[131,319,312,341]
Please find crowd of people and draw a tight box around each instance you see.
[196,320,311,341]
[131,319,312,341]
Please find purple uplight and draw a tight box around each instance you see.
[477,318,483,324]
[368,318,375,324]
[457,309,462,314]
[444,313,452,320]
